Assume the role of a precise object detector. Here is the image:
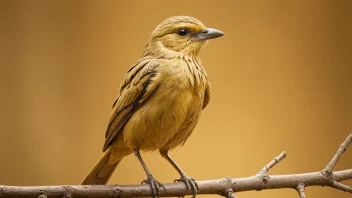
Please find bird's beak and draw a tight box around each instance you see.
[196,28,224,41]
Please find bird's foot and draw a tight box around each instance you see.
[174,174,198,198]
[142,175,165,198]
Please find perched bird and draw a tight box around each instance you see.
[82,16,224,197]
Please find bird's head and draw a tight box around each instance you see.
[143,16,224,57]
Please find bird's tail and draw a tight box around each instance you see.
[81,149,121,185]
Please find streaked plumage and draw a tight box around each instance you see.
[82,16,223,198]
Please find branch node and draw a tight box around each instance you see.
[220,177,236,198]
[320,133,352,192]
[61,185,74,198]
[110,186,123,197]
[321,169,334,184]
[38,190,48,198]
[221,188,236,198]
[257,151,286,182]
[296,184,306,198]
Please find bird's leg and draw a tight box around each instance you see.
[134,150,164,198]
[160,150,198,198]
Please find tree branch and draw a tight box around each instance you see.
[296,184,306,198]
[0,133,351,198]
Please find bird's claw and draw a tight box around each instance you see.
[174,174,198,198]
[142,175,165,198]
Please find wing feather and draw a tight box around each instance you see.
[103,59,161,151]
[202,81,211,109]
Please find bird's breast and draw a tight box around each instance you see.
[122,58,208,151]
[162,57,207,90]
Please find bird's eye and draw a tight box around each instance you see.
[177,28,189,36]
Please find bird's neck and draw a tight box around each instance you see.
[142,41,201,59]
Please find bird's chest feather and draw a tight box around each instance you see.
[122,59,207,150]
[162,58,207,90]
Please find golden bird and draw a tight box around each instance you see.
[82,16,224,198]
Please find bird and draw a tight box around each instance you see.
[82,16,224,198]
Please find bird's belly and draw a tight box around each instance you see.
[122,86,202,151]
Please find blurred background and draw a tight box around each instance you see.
[0,0,351,197]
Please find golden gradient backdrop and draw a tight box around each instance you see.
[0,0,351,198]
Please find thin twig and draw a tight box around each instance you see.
[324,133,352,172]
[332,181,352,193]
[260,151,287,174]
[296,184,306,198]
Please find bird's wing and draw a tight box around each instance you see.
[103,58,161,151]
[202,81,211,109]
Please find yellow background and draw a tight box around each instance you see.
[0,1,351,198]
